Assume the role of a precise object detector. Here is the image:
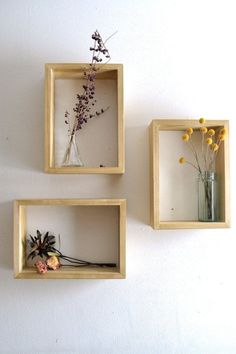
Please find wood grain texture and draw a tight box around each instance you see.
[149,119,230,230]
[14,199,126,279]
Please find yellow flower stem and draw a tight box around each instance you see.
[201,133,207,171]
[186,161,201,173]
[206,144,210,170]
[188,136,202,174]
[204,129,217,171]
[209,153,216,171]
[209,140,222,170]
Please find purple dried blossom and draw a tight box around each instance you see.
[62,30,113,166]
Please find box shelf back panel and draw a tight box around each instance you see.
[14,199,126,279]
[45,64,124,174]
[150,119,230,229]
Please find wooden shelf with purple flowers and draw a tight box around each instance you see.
[150,119,230,229]
[45,63,124,174]
[14,199,126,279]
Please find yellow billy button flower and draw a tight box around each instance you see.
[179,157,185,164]
[200,127,208,134]
[199,117,205,124]
[211,143,219,152]
[208,129,215,136]
[206,137,213,145]
[186,127,193,135]
[219,134,226,141]
[220,127,227,135]
[182,133,190,142]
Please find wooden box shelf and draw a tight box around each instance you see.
[150,119,230,229]
[45,63,124,174]
[14,199,126,279]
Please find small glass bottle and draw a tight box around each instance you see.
[62,134,84,167]
[198,171,218,222]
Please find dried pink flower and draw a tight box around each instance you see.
[35,260,47,274]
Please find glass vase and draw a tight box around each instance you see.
[62,134,84,167]
[198,171,218,222]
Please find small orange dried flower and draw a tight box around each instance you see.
[219,134,226,141]
[206,138,213,145]
[186,128,193,135]
[208,129,215,136]
[220,128,227,135]
[182,134,190,142]
[211,143,219,152]
[200,127,208,134]
[179,157,185,164]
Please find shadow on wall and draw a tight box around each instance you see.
[0,66,44,173]
[0,201,13,270]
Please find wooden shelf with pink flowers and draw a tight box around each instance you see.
[14,199,126,279]
[149,119,230,229]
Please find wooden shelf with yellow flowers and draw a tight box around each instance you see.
[149,119,230,229]
[14,199,126,279]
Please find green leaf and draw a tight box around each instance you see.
[44,231,49,239]
[47,252,58,257]
[47,235,55,241]
[37,230,42,244]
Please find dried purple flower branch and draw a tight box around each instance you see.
[62,30,113,166]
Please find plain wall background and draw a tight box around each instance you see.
[0,0,236,353]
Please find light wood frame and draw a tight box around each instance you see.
[14,199,126,279]
[45,63,124,174]
[150,119,230,229]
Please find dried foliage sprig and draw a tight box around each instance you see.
[62,30,113,166]
[28,230,116,274]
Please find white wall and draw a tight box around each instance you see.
[0,0,236,353]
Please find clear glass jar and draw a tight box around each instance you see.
[198,171,218,222]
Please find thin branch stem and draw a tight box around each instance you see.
[201,134,207,170]
[186,161,201,173]
[56,250,116,268]
[189,137,202,174]
[103,30,118,45]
